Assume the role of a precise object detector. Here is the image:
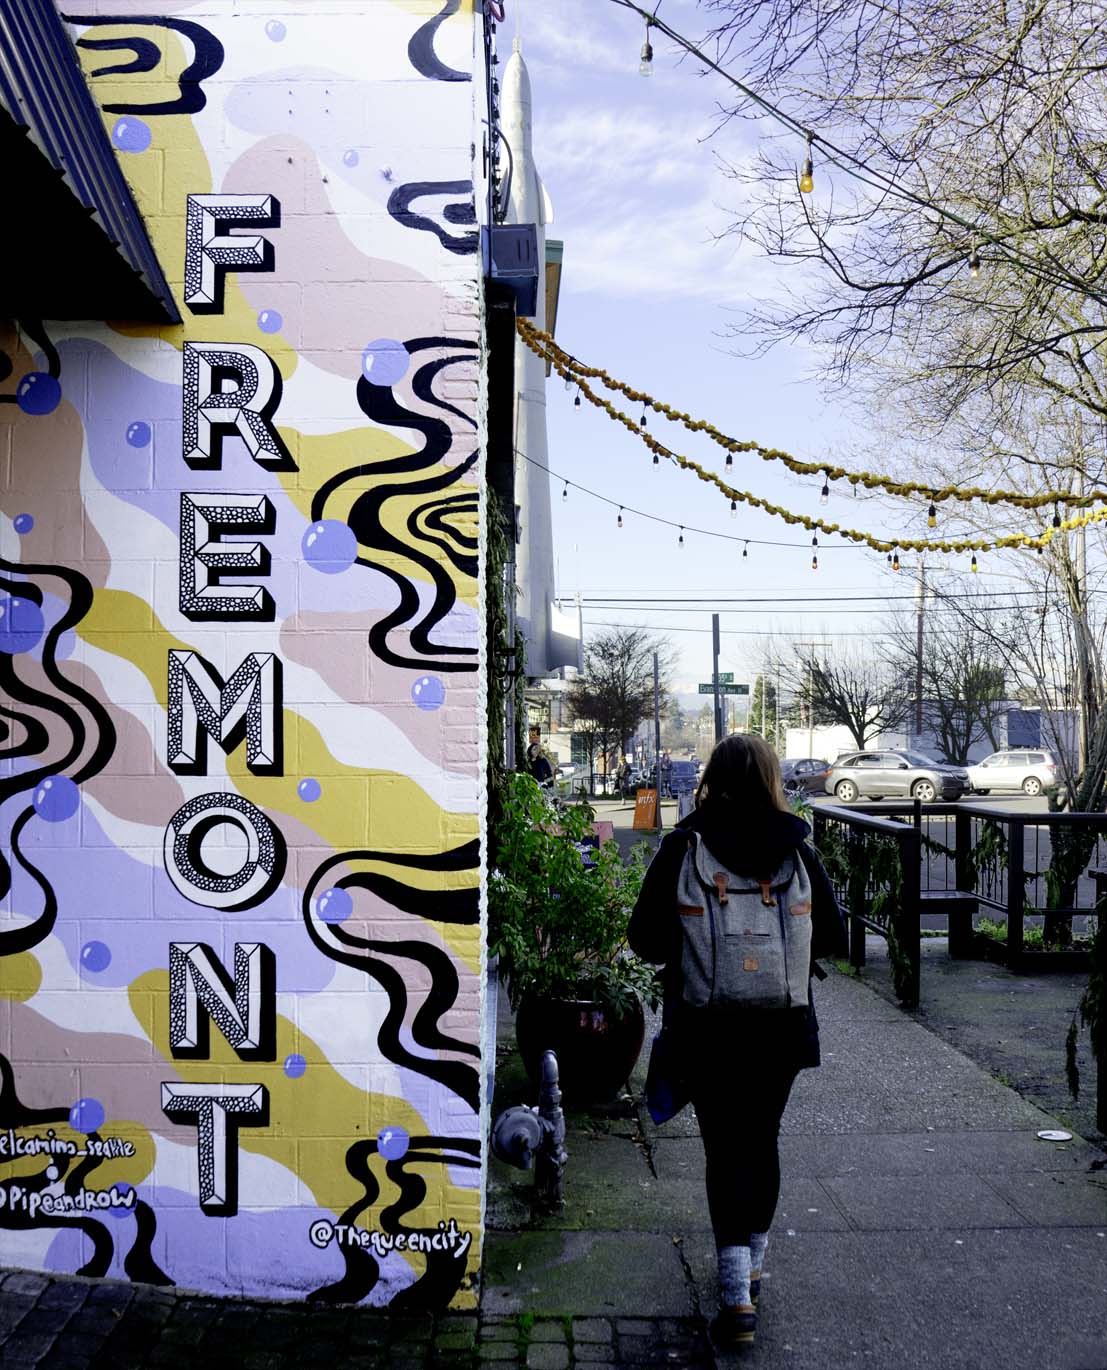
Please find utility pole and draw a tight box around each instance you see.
[712,613,723,743]
[915,560,926,744]
[653,651,662,837]
[795,641,831,758]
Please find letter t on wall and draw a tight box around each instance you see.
[184,194,279,314]
[160,1082,267,1214]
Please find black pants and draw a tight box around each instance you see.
[683,1017,802,1248]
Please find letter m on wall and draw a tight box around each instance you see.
[168,650,282,775]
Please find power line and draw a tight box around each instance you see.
[583,616,887,639]
[578,590,1044,605]
[608,0,1107,308]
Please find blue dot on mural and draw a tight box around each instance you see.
[283,1054,307,1079]
[302,520,357,574]
[33,776,80,822]
[0,596,45,655]
[126,421,151,448]
[411,675,446,712]
[69,1098,105,1134]
[80,941,112,974]
[377,1126,409,1161]
[13,513,33,534]
[298,778,322,803]
[317,887,353,925]
[361,339,409,387]
[266,19,287,40]
[16,372,61,416]
[343,149,360,168]
[257,309,283,334]
[111,118,151,153]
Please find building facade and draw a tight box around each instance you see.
[1,1,487,1309]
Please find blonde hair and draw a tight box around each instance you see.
[694,734,789,813]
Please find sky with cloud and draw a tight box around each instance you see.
[515,0,916,698]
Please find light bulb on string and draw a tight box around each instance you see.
[617,507,623,529]
[886,553,892,566]
[652,452,660,469]
[928,501,937,528]
[742,542,748,559]
[640,409,648,428]
[678,526,684,548]
[811,534,818,548]
[892,549,900,571]
[799,132,814,193]
[562,480,568,502]
[1053,506,1062,529]
[811,553,818,571]
[725,452,733,468]
[819,469,830,505]
[639,21,653,76]
[971,554,978,573]
[730,499,737,518]
[968,244,981,278]
[574,390,581,409]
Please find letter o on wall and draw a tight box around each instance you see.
[164,792,286,910]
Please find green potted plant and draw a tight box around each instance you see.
[489,772,660,1102]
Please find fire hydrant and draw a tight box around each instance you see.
[490,1049,568,1210]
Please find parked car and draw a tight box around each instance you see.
[965,749,1060,796]
[780,757,831,795]
[825,750,969,803]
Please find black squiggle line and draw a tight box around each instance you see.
[0,808,57,955]
[386,182,478,255]
[74,34,160,78]
[0,1052,67,1127]
[65,15,225,115]
[409,354,479,430]
[408,498,479,576]
[407,0,470,83]
[0,700,51,762]
[312,840,479,877]
[307,1140,381,1304]
[15,320,60,379]
[420,493,479,549]
[301,890,479,1109]
[124,1200,173,1286]
[334,872,477,924]
[381,1139,479,1311]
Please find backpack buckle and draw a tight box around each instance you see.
[758,879,773,906]
[712,873,729,905]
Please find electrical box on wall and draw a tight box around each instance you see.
[482,224,539,315]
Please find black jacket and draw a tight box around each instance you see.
[628,801,848,1070]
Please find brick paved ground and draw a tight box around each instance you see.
[0,1271,715,1369]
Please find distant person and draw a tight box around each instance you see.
[525,726,553,786]
[628,734,847,1351]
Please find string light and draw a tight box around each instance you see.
[678,526,684,547]
[725,452,733,468]
[574,390,581,408]
[928,501,937,528]
[811,553,818,571]
[652,452,659,468]
[730,499,737,518]
[562,480,569,501]
[638,20,653,75]
[820,469,830,504]
[968,244,981,278]
[799,132,814,194]
[1053,506,1062,528]
[640,409,648,427]
[743,542,748,558]
[971,554,978,573]
[617,506,624,528]
[892,548,900,571]
[812,534,818,547]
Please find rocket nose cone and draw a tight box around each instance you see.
[501,47,533,120]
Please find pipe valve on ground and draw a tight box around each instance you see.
[490,1049,567,1208]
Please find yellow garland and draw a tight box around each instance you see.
[517,318,1105,515]
[520,322,1107,556]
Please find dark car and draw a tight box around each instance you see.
[825,749,969,803]
[780,757,831,795]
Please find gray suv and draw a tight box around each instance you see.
[826,750,969,803]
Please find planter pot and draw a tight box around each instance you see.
[515,993,645,1104]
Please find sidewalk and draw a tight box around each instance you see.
[2,803,1106,1368]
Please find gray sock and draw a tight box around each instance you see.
[717,1244,752,1307]
[750,1230,769,1274]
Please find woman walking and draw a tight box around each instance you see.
[628,734,847,1351]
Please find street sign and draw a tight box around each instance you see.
[724,683,749,696]
[698,683,713,694]
[717,672,734,683]
[698,682,749,695]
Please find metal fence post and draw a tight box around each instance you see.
[1007,819,1025,966]
[902,824,921,1010]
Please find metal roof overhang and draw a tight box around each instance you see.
[0,0,178,322]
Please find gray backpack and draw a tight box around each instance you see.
[675,831,813,1010]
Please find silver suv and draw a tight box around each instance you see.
[825,750,969,803]
[965,750,1059,796]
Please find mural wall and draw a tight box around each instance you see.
[0,0,485,1308]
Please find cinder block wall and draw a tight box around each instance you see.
[0,1,484,1309]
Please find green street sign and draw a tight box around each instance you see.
[697,683,714,694]
[699,681,749,695]
[723,683,749,695]
[717,672,734,683]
